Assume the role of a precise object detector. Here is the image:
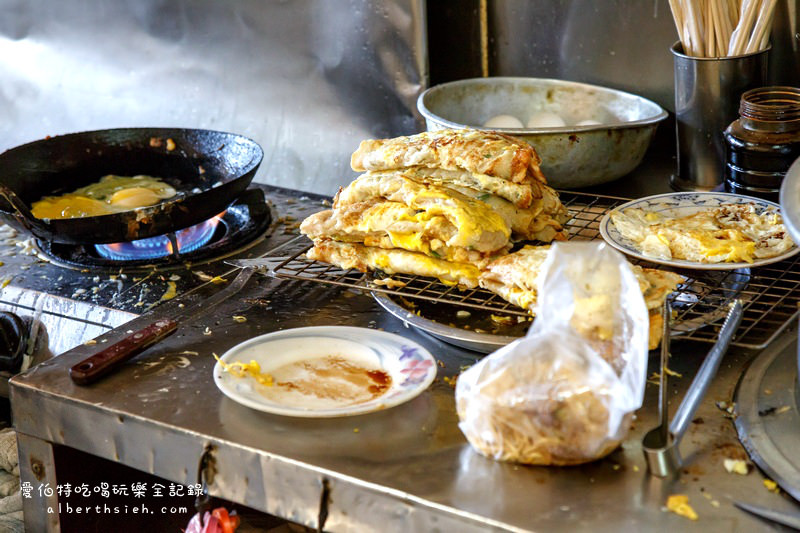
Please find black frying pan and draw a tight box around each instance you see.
[0,127,264,244]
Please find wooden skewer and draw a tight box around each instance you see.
[728,0,755,56]
[758,11,773,49]
[669,0,776,57]
[682,18,696,56]
[685,0,706,56]
[729,0,741,27]
[706,0,717,56]
[729,0,759,55]
[751,0,777,51]
[745,0,772,52]
[668,0,689,51]
[708,0,728,55]
[744,0,761,52]
[715,0,734,53]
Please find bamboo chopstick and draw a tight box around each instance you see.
[669,0,776,57]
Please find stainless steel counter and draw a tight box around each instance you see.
[10,132,800,531]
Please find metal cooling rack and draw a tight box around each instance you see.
[264,190,800,350]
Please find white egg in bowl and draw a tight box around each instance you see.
[417,77,668,188]
[526,111,566,128]
[483,114,524,128]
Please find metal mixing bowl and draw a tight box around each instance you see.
[417,77,668,188]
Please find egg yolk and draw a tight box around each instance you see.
[31,196,112,219]
[109,187,162,208]
[31,175,177,220]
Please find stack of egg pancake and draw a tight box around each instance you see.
[300,129,683,348]
[300,129,570,288]
[478,245,684,349]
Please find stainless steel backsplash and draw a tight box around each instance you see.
[488,0,799,111]
[0,0,796,195]
[0,0,427,196]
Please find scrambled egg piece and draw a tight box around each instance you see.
[32,175,177,219]
[666,494,699,521]
[213,353,274,387]
[610,204,794,263]
[764,479,780,493]
[723,458,750,475]
[158,281,177,303]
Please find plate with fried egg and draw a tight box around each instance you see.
[599,192,799,270]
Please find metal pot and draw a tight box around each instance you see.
[417,77,668,188]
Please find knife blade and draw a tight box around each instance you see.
[69,266,256,386]
[734,500,800,530]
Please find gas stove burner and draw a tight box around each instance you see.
[35,188,274,273]
[95,215,221,261]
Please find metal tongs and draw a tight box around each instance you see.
[643,298,743,477]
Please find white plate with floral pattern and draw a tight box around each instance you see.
[213,326,436,417]
[599,192,800,270]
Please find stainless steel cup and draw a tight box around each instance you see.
[670,42,769,191]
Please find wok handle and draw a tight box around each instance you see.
[0,185,49,232]
[69,319,179,386]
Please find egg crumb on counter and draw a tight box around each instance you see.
[723,459,750,475]
[490,314,514,326]
[665,494,698,521]
[763,479,780,493]
[159,281,177,302]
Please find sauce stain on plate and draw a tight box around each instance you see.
[259,356,392,409]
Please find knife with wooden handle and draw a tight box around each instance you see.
[70,266,256,386]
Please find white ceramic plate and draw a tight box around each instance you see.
[599,192,800,270]
[213,326,436,417]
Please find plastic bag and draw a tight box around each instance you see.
[455,242,649,465]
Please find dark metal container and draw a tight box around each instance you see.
[670,42,769,192]
[724,87,800,200]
